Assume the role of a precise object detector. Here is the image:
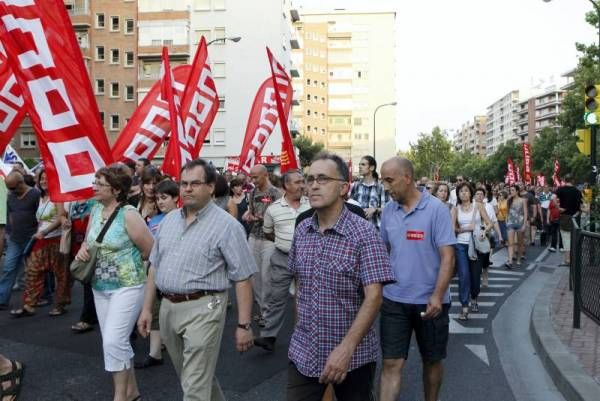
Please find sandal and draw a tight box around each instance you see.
[34,299,50,307]
[0,360,24,401]
[48,307,66,317]
[471,302,479,312]
[458,312,468,321]
[71,321,94,333]
[505,262,513,270]
[9,308,35,318]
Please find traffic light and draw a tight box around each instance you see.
[584,84,600,125]
[576,128,591,156]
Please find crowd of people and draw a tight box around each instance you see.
[0,153,585,401]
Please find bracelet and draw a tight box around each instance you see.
[237,323,251,330]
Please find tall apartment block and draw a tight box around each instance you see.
[485,90,519,155]
[454,116,487,156]
[515,87,565,143]
[292,8,397,171]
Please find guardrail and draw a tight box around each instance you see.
[571,217,600,328]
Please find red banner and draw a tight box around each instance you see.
[266,47,298,173]
[237,76,292,174]
[552,159,562,187]
[536,173,546,187]
[181,37,219,158]
[111,66,190,163]
[516,166,522,183]
[507,159,516,185]
[225,155,281,171]
[522,143,532,185]
[160,47,190,179]
[0,0,113,201]
[0,43,25,155]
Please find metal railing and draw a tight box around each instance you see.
[571,217,600,328]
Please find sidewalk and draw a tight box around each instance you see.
[530,249,600,401]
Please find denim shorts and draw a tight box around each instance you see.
[380,298,450,362]
[507,223,523,231]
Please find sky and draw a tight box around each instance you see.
[295,0,596,151]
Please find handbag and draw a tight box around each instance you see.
[467,207,478,260]
[59,223,72,255]
[70,204,121,284]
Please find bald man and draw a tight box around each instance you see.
[0,171,41,309]
[242,164,281,326]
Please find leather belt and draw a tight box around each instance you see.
[161,290,222,303]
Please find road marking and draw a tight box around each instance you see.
[452,301,495,307]
[488,277,519,281]
[488,269,525,276]
[465,344,490,366]
[451,292,504,297]
[450,319,485,334]
[535,248,550,263]
[526,263,536,271]
[451,284,512,288]
[449,313,488,319]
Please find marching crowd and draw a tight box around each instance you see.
[0,153,585,401]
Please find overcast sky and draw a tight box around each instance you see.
[295,0,596,150]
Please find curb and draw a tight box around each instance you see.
[530,267,600,401]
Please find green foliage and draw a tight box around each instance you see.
[405,127,454,179]
[293,135,324,168]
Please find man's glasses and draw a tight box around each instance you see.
[179,180,207,189]
[92,181,111,187]
[306,175,346,185]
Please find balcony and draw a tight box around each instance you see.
[66,1,91,27]
[290,119,300,136]
[290,9,300,23]
[138,43,189,60]
[290,30,302,50]
[290,63,300,78]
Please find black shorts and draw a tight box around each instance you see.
[380,298,450,362]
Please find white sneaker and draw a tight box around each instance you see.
[548,247,556,252]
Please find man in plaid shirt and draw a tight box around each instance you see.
[287,152,395,401]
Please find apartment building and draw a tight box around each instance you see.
[485,90,519,155]
[454,116,487,156]
[292,8,397,171]
[515,87,565,143]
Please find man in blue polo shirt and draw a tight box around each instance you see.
[378,157,456,401]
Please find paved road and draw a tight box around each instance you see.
[0,245,552,400]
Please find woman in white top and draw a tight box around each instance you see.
[451,182,493,320]
[475,187,503,288]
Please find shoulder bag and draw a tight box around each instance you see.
[466,207,479,261]
[70,204,121,284]
[473,206,491,254]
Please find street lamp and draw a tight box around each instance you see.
[373,101,397,161]
[207,36,242,46]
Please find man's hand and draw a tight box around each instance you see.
[422,294,443,320]
[75,242,90,262]
[235,328,254,353]
[319,343,353,384]
[364,208,377,219]
[33,231,45,240]
[137,309,152,338]
[242,210,258,222]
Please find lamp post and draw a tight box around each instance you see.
[373,102,397,161]
[207,36,242,46]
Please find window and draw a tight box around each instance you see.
[95,79,104,95]
[213,0,226,10]
[99,111,104,123]
[110,82,119,97]
[306,125,311,131]
[306,109,311,116]
[306,78,311,85]
[125,19,134,34]
[195,0,210,10]
[76,31,89,48]
[95,46,104,61]
[110,114,119,131]
[195,29,211,44]
[353,117,362,126]
[307,94,311,101]
[20,132,36,149]
[213,128,225,145]
[214,27,225,43]
[125,85,134,101]
[212,62,225,78]
[218,97,225,110]
[110,16,119,32]
[110,49,119,64]
[125,51,134,67]
[95,13,105,28]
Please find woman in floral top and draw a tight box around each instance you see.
[75,164,153,401]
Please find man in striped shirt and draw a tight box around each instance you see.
[254,169,310,352]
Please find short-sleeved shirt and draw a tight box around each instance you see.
[380,189,456,305]
[350,180,389,228]
[87,204,146,291]
[538,192,552,209]
[150,202,257,294]
[263,196,310,253]
[248,185,282,239]
[36,198,62,239]
[288,206,395,377]
[7,187,40,243]
[556,185,582,216]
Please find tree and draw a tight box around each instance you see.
[293,135,324,168]
[405,127,454,179]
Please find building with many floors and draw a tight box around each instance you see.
[453,116,487,156]
[515,87,565,143]
[485,90,519,155]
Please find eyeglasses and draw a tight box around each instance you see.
[306,174,346,185]
[179,180,207,189]
[92,181,111,188]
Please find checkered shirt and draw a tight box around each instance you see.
[288,206,395,377]
[350,180,389,229]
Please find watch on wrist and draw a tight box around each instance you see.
[237,323,251,330]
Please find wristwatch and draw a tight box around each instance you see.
[237,323,251,330]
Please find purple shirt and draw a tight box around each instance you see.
[288,206,395,377]
[380,189,456,304]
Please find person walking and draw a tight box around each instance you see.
[547,194,563,252]
[286,152,394,401]
[253,169,310,352]
[555,175,582,266]
[378,157,455,401]
[137,159,256,401]
[229,177,251,235]
[75,164,154,401]
[505,185,528,269]
[350,155,387,229]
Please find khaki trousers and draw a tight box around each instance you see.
[159,292,228,401]
[248,235,275,315]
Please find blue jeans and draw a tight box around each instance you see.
[454,244,471,307]
[0,238,28,305]
[498,221,508,245]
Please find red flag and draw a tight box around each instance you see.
[0,43,25,155]
[507,159,516,185]
[522,143,532,185]
[266,47,298,173]
[160,47,191,180]
[0,0,112,201]
[536,173,546,187]
[237,77,292,174]
[516,166,522,183]
[552,159,561,187]
[111,66,190,163]
[181,37,219,158]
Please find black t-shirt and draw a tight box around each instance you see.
[295,202,366,227]
[556,185,582,216]
[7,187,40,243]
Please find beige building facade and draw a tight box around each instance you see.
[454,116,487,156]
[515,88,565,143]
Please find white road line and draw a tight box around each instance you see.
[465,344,490,366]
[451,284,512,288]
[488,269,525,276]
[452,301,495,307]
[450,319,485,334]
[451,292,504,297]
[526,263,536,271]
[449,313,488,319]
[488,277,519,281]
